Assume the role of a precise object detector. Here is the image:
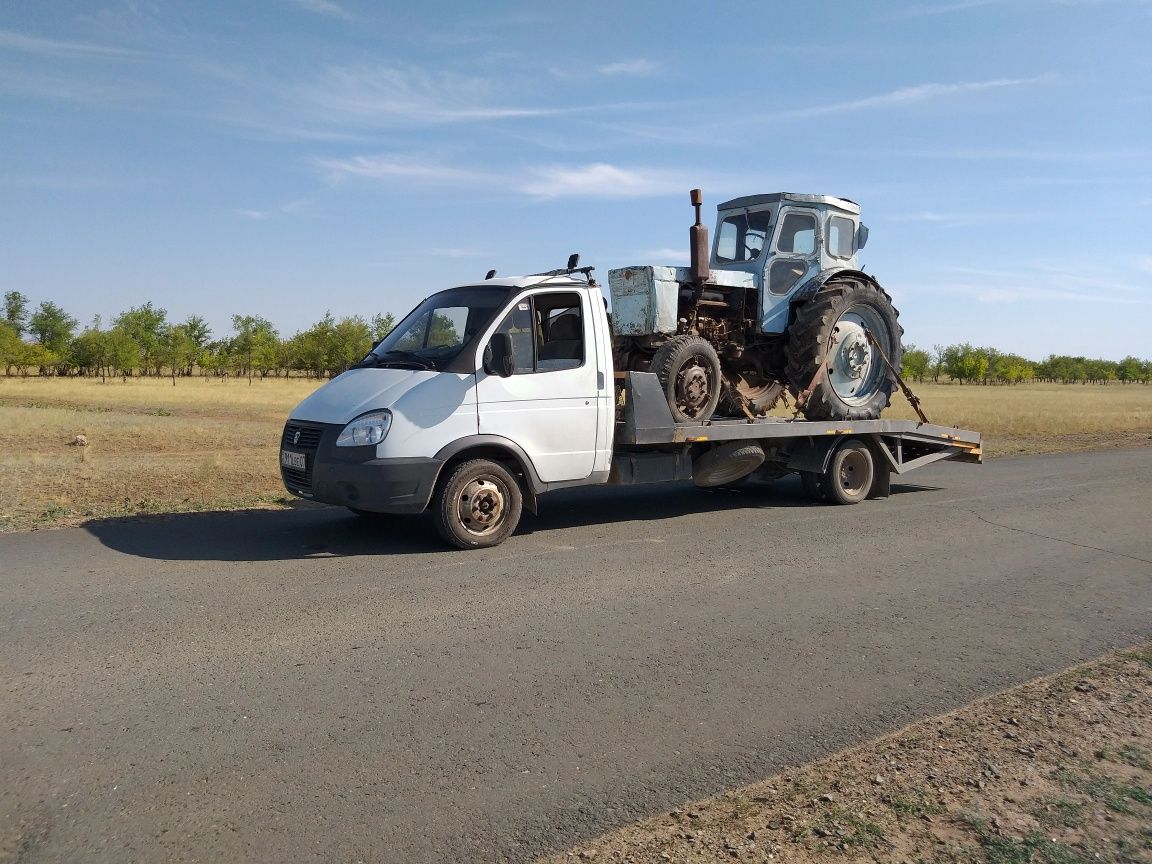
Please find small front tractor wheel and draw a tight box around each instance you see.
[785,277,903,420]
[651,335,722,422]
[819,439,875,505]
[432,458,523,549]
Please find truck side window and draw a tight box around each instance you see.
[494,292,584,373]
[776,212,816,255]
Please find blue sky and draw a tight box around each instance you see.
[2,0,1150,359]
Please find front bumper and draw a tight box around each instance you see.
[279,421,442,514]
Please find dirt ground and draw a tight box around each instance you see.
[542,644,1152,864]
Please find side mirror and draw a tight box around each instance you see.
[856,223,869,250]
[483,333,515,378]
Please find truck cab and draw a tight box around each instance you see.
[281,275,614,534]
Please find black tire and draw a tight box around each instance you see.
[819,439,874,505]
[651,335,722,422]
[432,458,523,549]
[692,442,766,488]
[785,276,903,420]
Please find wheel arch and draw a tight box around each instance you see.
[433,435,543,513]
[789,267,885,318]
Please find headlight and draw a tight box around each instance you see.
[336,411,392,447]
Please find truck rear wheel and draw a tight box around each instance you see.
[819,439,874,505]
[432,458,523,549]
[785,277,902,421]
[651,335,722,422]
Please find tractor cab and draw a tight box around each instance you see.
[710,193,867,332]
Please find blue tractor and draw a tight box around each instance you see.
[609,190,903,422]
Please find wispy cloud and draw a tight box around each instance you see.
[931,262,1151,305]
[520,163,692,198]
[313,155,715,200]
[287,0,353,19]
[890,146,1143,162]
[901,0,1005,16]
[1136,255,1152,274]
[0,28,142,59]
[315,154,489,185]
[298,65,559,125]
[236,200,308,220]
[780,77,1045,117]
[596,59,658,76]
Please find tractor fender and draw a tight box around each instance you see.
[790,268,881,305]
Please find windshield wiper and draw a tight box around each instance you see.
[365,350,436,370]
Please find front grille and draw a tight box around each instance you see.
[282,423,323,451]
[281,422,323,493]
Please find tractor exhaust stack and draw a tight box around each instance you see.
[689,188,710,283]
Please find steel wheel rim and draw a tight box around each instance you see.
[829,306,890,405]
[675,355,713,417]
[838,450,870,496]
[457,476,508,537]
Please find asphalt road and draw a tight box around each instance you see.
[2,448,1151,863]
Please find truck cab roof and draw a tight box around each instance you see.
[457,274,596,290]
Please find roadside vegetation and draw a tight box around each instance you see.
[543,644,1152,864]
[2,291,1150,385]
[1,376,1150,532]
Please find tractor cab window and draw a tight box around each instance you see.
[827,215,855,258]
[715,208,774,263]
[494,291,584,373]
[776,212,816,255]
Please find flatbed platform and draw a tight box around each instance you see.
[617,372,981,476]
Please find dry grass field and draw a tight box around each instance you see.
[1,376,1150,532]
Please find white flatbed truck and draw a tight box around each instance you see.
[280,270,981,549]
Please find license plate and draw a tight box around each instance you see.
[280,450,306,471]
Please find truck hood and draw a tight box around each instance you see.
[289,368,440,425]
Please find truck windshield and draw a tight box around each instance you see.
[360,285,511,372]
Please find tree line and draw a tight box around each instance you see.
[1,291,1149,385]
[900,343,1152,385]
[0,291,394,382]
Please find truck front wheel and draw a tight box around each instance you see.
[432,458,523,549]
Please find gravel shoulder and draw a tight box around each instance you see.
[543,644,1152,864]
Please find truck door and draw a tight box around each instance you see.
[476,290,599,482]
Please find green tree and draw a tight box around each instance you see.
[114,303,168,376]
[327,315,373,375]
[371,312,396,342]
[900,344,931,383]
[159,324,198,385]
[181,315,212,375]
[106,326,141,379]
[28,301,78,356]
[69,326,112,380]
[4,291,29,334]
[1117,356,1143,383]
[0,321,24,375]
[230,314,280,383]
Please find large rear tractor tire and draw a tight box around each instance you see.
[785,277,903,420]
[651,335,722,422]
